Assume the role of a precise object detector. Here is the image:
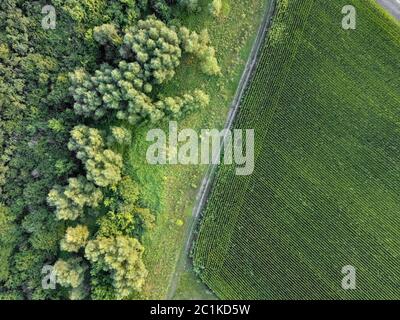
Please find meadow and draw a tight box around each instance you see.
[194,0,400,299]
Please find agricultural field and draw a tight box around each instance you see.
[194,0,400,299]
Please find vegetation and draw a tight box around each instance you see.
[209,0,222,17]
[60,225,90,253]
[48,176,103,220]
[194,0,400,299]
[85,235,148,299]
[0,0,219,300]
[127,0,268,299]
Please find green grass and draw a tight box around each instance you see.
[193,0,400,299]
[172,264,217,300]
[125,0,269,299]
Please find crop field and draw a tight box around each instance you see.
[193,0,400,299]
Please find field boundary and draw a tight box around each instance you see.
[165,0,278,300]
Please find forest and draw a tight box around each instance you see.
[0,0,222,300]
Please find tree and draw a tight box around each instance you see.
[0,204,19,282]
[199,47,221,75]
[54,258,86,289]
[93,24,122,46]
[0,290,23,300]
[69,69,104,119]
[118,176,140,204]
[93,24,123,62]
[10,248,47,293]
[107,127,132,146]
[96,176,152,238]
[156,89,210,118]
[70,18,217,124]
[85,149,123,187]
[69,63,162,123]
[85,235,148,298]
[47,118,65,133]
[21,208,64,254]
[60,225,90,253]
[68,125,123,187]
[70,64,208,125]
[47,176,103,221]
[134,207,155,233]
[149,0,172,21]
[69,283,88,300]
[178,0,199,12]
[96,210,136,238]
[0,1,220,300]
[68,125,104,161]
[178,28,221,75]
[120,15,182,84]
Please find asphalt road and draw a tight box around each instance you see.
[165,0,278,300]
[377,0,400,19]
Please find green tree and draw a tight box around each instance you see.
[47,118,65,133]
[134,207,155,233]
[97,176,155,238]
[120,15,182,84]
[60,225,90,253]
[70,64,161,123]
[178,28,221,75]
[107,126,132,146]
[85,149,123,187]
[47,176,103,221]
[0,204,19,282]
[68,126,123,187]
[85,235,148,298]
[93,24,122,46]
[156,89,210,118]
[178,0,199,12]
[68,125,104,160]
[54,258,86,289]
[149,0,172,21]
[21,208,64,254]
[69,283,88,300]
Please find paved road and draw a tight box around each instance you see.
[165,0,278,300]
[377,0,400,19]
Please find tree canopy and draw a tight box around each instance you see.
[85,235,148,298]
[0,0,219,300]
